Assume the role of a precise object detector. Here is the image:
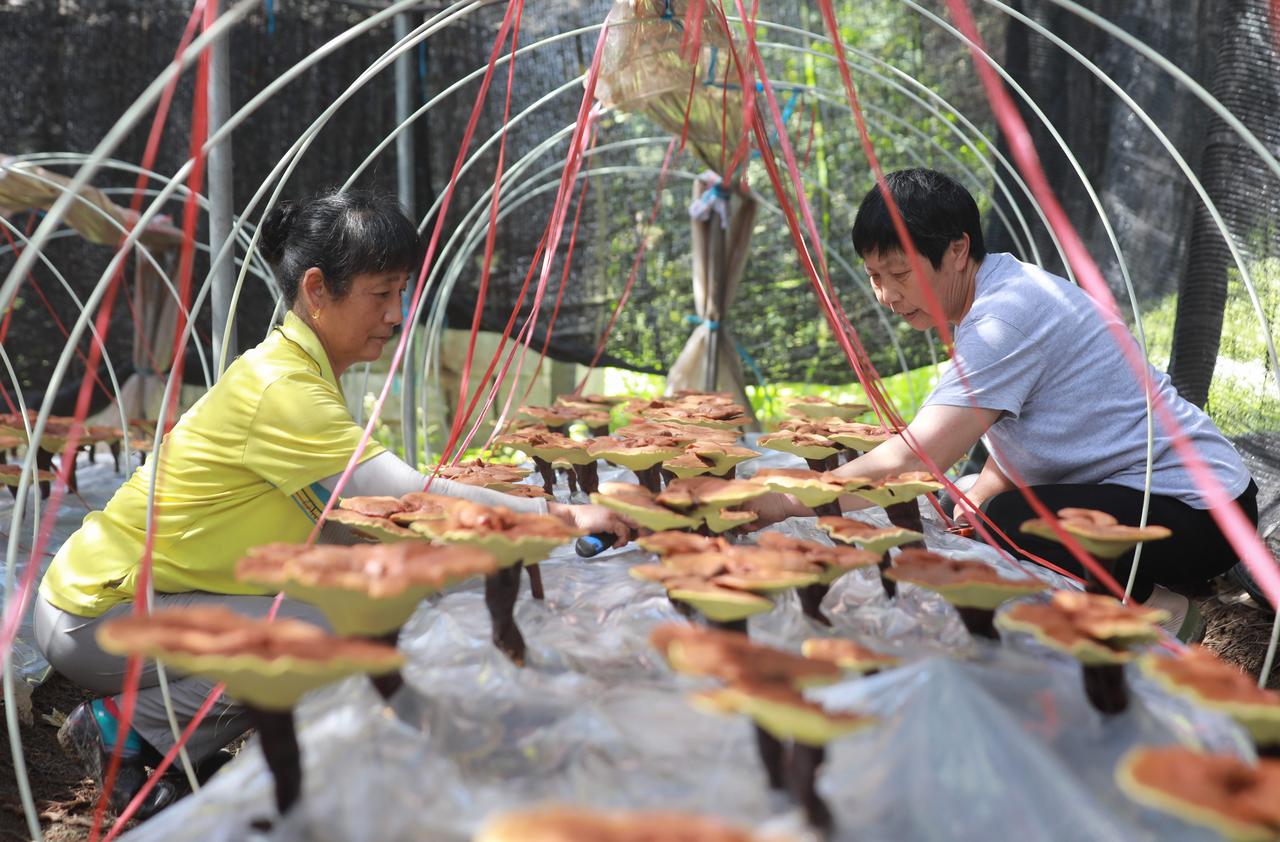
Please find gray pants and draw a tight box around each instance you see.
[34,593,330,763]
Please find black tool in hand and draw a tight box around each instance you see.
[575,531,617,558]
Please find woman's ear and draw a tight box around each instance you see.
[951,234,971,269]
[299,267,327,313]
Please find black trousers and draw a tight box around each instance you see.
[982,480,1259,602]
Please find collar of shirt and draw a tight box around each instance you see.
[276,310,339,389]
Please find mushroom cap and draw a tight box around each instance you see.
[885,549,1046,609]
[824,422,896,451]
[518,404,577,428]
[757,430,840,460]
[621,420,742,445]
[0,464,55,486]
[637,531,720,557]
[1021,508,1172,559]
[96,606,403,711]
[665,580,775,623]
[663,443,759,478]
[996,591,1166,664]
[498,429,595,465]
[0,435,24,450]
[802,638,900,673]
[692,682,876,746]
[587,436,685,470]
[591,484,700,532]
[755,532,880,583]
[235,542,498,636]
[322,509,419,543]
[656,476,768,511]
[782,395,872,421]
[1116,747,1280,842]
[697,506,759,534]
[753,468,846,507]
[1139,647,1280,745]
[338,496,406,518]
[475,806,774,842]
[408,502,581,566]
[431,460,531,485]
[817,516,923,554]
[650,623,841,688]
[842,472,943,508]
[641,405,751,430]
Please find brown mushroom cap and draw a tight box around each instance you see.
[693,681,876,747]
[755,532,880,581]
[1021,508,1173,560]
[431,460,531,485]
[1139,647,1280,744]
[338,496,407,518]
[1117,747,1280,841]
[817,516,924,554]
[325,509,418,542]
[996,590,1166,664]
[782,395,872,421]
[0,464,55,485]
[842,472,944,507]
[801,638,900,673]
[885,549,1046,609]
[475,806,773,842]
[637,531,721,557]
[757,430,840,460]
[656,476,768,511]
[651,623,841,687]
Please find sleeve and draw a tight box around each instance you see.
[321,451,551,515]
[923,315,1044,419]
[243,372,385,497]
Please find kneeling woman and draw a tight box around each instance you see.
[34,191,629,816]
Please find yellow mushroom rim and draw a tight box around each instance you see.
[755,532,881,585]
[656,476,769,511]
[1021,508,1173,560]
[692,682,877,747]
[0,464,56,486]
[782,395,872,421]
[699,507,759,534]
[474,805,775,842]
[1138,648,1280,746]
[753,468,847,507]
[235,542,499,636]
[325,509,419,543]
[817,516,924,555]
[651,623,843,688]
[757,431,840,461]
[995,591,1166,666]
[406,502,581,566]
[96,606,403,711]
[587,437,686,471]
[884,549,1046,610]
[591,484,701,531]
[666,580,776,623]
[801,638,901,674]
[1116,747,1280,842]
[840,472,944,508]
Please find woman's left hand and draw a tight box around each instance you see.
[549,503,633,548]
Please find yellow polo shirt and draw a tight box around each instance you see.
[39,312,385,617]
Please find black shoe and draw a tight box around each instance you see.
[58,699,159,814]
[1227,561,1277,615]
[134,748,236,821]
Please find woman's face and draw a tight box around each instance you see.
[311,270,407,375]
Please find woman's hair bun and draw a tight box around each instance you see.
[258,202,299,265]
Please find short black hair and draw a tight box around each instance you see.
[850,168,986,268]
[258,190,421,305]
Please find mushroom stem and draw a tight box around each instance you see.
[1256,741,1280,759]
[878,551,897,599]
[722,465,737,480]
[34,447,52,498]
[755,727,788,791]
[563,467,579,495]
[813,501,842,518]
[660,468,677,487]
[955,607,998,640]
[635,465,664,494]
[368,631,404,700]
[108,439,121,472]
[883,500,925,549]
[804,457,831,473]
[1081,663,1128,714]
[484,564,527,666]
[798,584,832,626]
[247,707,301,815]
[526,562,545,601]
[707,617,748,634]
[573,460,600,495]
[788,743,832,833]
[1083,560,1119,595]
[532,456,556,495]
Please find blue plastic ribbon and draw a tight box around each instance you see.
[264,0,275,36]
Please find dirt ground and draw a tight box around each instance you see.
[1,586,1276,842]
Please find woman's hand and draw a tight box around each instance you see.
[741,491,811,531]
[549,503,633,548]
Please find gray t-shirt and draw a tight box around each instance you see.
[924,252,1250,508]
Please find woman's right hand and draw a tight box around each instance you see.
[549,502,633,548]
[741,492,810,531]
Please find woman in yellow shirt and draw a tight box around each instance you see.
[34,191,629,817]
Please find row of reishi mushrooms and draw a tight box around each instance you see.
[0,410,157,496]
[91,392,1280,839]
